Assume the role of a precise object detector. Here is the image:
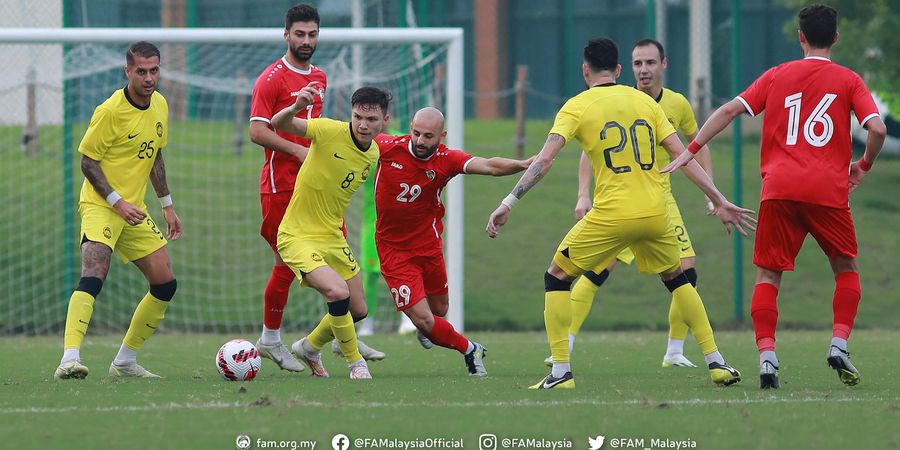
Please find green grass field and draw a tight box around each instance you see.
[2,330,899,450]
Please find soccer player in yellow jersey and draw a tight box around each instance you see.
[270,83,390,379]
[551,38,718,369]
[487,38,754,389]
[54,42,182,380]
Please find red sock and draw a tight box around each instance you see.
[263,265,295,329]
[751,282,779,352]
[833,272,861,340]
[426,314,470,353]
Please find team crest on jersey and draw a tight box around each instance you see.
[425,170,436,180]
[310,252,323,262]
[103,226,112,239]
[361,165,371,181]
[156,122,163,137]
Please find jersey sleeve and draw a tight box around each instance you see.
[450,149,476,174]
[850,74,880,127]
[737,67,775,117]
[305,117,341,142]
[676,95,699,136]
[78,105,115,160]
[250,74,279,124]
[652,101,677,143]
[548,98,582,143]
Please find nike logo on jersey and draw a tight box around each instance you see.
[128,132,139,139]
[333,153,346,160]
[391,162,404,170]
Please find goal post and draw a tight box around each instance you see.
[0,27,466,334]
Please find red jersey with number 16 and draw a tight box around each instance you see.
[374,134,475,251]
[250,57,327,194]
[736,57,879,208]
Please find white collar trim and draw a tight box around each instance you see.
[281,56,312,75]
[804,56,831,62]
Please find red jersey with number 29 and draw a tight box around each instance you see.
[737,57,879,208]
[374,134,475,251]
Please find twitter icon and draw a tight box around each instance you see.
[588,435,605,450]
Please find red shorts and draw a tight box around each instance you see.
[260,192,348,253]
[378,244,448,311]
[754,199,858,271]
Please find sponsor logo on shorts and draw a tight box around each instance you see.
[103,227,112,239]
[311,252,323,262]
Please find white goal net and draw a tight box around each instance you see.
[0,27,464,335]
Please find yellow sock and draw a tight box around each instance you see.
[63,291,96,349]
[569,276,597,335]
[330,312,362,363]
[545,290,571,363]
[668,298,690,340]
[122,292,169,351]
[307,314,335,350]
[671,284,717,354]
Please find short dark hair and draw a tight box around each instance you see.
[633,38,665,61]
[126,41,160,65]
[584,38,618,73]
[351,87,392,115]
[285,3,320,30]
[799,4,838,49]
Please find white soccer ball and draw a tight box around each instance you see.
[216,339,261,381]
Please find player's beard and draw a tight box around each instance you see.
[413,144,439,159]
[290,44,316,62]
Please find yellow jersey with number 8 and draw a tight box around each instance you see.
[279,118,380,240]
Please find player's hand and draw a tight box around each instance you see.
[521,155,537,169]
[486,204,510,238]
[293,81,320,111]
[714,200,757,237]
[704,196,716,215]
[849,160,868,193]
[114,199,147,226]
[162,206,183,240]
[574,196,591,220]
[660,151,695,174]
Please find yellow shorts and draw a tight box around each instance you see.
[553,210,680,277]
[614,194,695,266]
[277,235,360,286]
[79,203,167,264]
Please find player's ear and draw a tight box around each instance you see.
[614,64,622,79]
[833,31,839,46]
[661,58,667,69]
[797,29,805,45]
[441,130,447,139]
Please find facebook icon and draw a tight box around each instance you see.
[331,434,350,450]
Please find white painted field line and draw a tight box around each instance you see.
[2,395,898,414]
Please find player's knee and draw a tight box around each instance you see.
[327,297,351,317]
[75,276,104,298]
[544,272,573,292]
[411,313,434,332]
[322,284,350,302]
[583,269,610,287]
[662,273,691,293]
[150,279,177,301]
[683,268,698,287]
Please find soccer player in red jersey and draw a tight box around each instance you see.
[664,4,887,389]
[373,107,533,376]
[249,4,383,372]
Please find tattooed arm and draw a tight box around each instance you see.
[150,150,183,240]
[81,154,146,225]
[485,133,567,238]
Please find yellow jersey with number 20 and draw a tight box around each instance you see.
[550,84,676,220]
